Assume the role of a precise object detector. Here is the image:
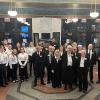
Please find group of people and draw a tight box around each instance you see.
[0,39,100,94]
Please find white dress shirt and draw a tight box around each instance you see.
[18,53,28,66]
[0,52,8,66]
[80,57,85,67]
[88,49,92,60]
[67,53,72,66]
[9,54,18,69]
[55,56,59,63]
[26,47,36,56]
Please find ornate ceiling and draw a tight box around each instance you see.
[0,0,100,18]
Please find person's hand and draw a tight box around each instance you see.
[51,70,54,73]
[98,58,100,60]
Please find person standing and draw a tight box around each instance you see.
[77,49,89,93]
[45,45,54,84]
[72,46,79,86]
[51,49,62,88]
[5,44,13,82]
[0,45,8,86]
[87,44,96,83]
[26,42,36,77]
[32,45,46,87]
[96,49,100,83]
[9,49,18,83]
[62,45,74,90]
[18,47,28,82]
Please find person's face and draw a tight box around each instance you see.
[81,50,86,57]
[51,47,55,52]
[16,43,20,47]
[8,45,12,50]
[20,48,25,53]
[55,50,60,57]
[88,44,93,50]
[73,48,77,53]
[48,46,52,52]
[60,46,63,52]
[29,42,33,47]
[13,49,17,55]
[67,47,72,53]
[36,46,40,52]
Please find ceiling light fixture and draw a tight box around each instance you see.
[72,18,78,22]
[8,0,18,17]
[90,0,99,18]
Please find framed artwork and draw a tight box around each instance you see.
[33,33,39,46]
[41,33,50,39]
[53,32,60,46]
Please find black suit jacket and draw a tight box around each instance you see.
[45,51,54,67]
[87,50,96,66]
[77,55,89,69]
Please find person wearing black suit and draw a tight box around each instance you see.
[77,49,89,93]
[72,46,79,86]
[96,49,100,83]
[62,45,74,90]
[87,44,96,83]
[45,46,54,84]
[51,49,62,88]
[32,45,46,87]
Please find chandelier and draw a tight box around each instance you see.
[8,0,18,17]
[90,0,99,18]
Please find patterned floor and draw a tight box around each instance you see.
[0,66,100,100]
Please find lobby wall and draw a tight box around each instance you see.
[32,17,61,45]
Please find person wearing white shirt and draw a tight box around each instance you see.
[5,44,13,82]
[78,49,89,93]
[0,45,8,87]
[26,42,36,77]
[62,45,74,90]
[9,49,18,83]
[18,47,28,82]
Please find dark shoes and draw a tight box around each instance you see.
[1,85,6,87]
[41,82,46,85]
[33,83,37,87]
[83,90,87,93]
[79,89,82,92]
[47,81,50,84]
[5,83,8,85]
[96,80,100,84]
[64,86,67,90]
[90,80,94,83]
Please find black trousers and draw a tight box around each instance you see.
[33,65,45,85]
[29,56,33,76]
[19,64,28,81]
[0,65,3,86]
[47,64,52,82]
[78,67,88,91]
[98,61,100,81]
[7,65,11,82]
[0,64,7,85]
[12,64,18,81]
[89,66,93,81]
